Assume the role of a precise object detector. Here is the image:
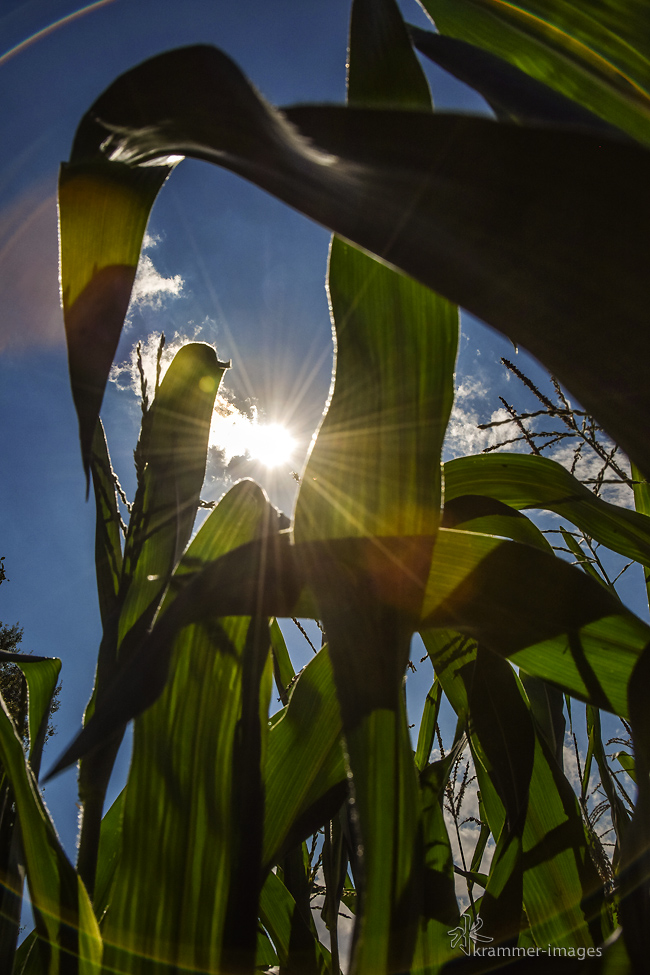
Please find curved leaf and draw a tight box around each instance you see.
[0,698,101,974]
[60,45,650,478]
[59,161,171,477]
[409,24,625,135]
[423,527,650,715]
[421,0,650,144]
[444,453,650,567]
[14,655,61,778]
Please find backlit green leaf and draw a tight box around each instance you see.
[117,342,227,645]
[59,161,171,477]
[444,453,650,567]
[0,695,101,973]
[101,480,276,974]
[421,0,650,144]
[423,528,650,715]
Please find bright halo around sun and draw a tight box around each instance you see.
[247,422,296,468]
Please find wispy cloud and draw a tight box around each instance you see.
[444,376,517,459]
[129,249,184,310]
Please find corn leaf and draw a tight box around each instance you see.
[423,527,650,716]
[59,161,171,478]
[263,645,346,869]
[60,44,650,479]
[269,617,295,706]
[295,237,457,543]
[413,747,460,973]
[425,634,608,948]
[421,0,650,145]
[444,453,650,567]
[441,493,552,552]
[409,24,627,135]
[259,869,329,973]
[615,750,637,785]
[101,479,276,974]
[348,0,432,110]
[117,342,227,645]
[414,678,442,772]
[93,788,126,925]
[17,657,60,781]
[0,696,101,973]
[290,7,456,972]
[90,420,123,627]
[76,342,226,897]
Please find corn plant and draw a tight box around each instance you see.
[3,0,650,972]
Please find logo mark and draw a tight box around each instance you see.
[448,915,493,955]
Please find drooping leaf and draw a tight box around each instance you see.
[14,655,61,778]
[615,750,637,785]
[421,0,650,145]
[59,160,171,478]
[60,44,650,479]
[0,695,101,974]
[409,24,626,135]
[422,527,650,716]
[441,492,552,552]
[444,453,650,568]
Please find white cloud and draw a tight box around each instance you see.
[129,254,183,308]
[142,232,161,250]
[445,404,519,458]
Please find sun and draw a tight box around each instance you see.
[247,422,296,468]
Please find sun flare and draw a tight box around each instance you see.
[247,422,296,468]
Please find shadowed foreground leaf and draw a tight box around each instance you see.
[421,0,650,145]
[444,453,650,568]
[59,44,650,478]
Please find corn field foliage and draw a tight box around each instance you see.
[2,0,650,972]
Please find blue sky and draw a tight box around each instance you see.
[0,0,642,869]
